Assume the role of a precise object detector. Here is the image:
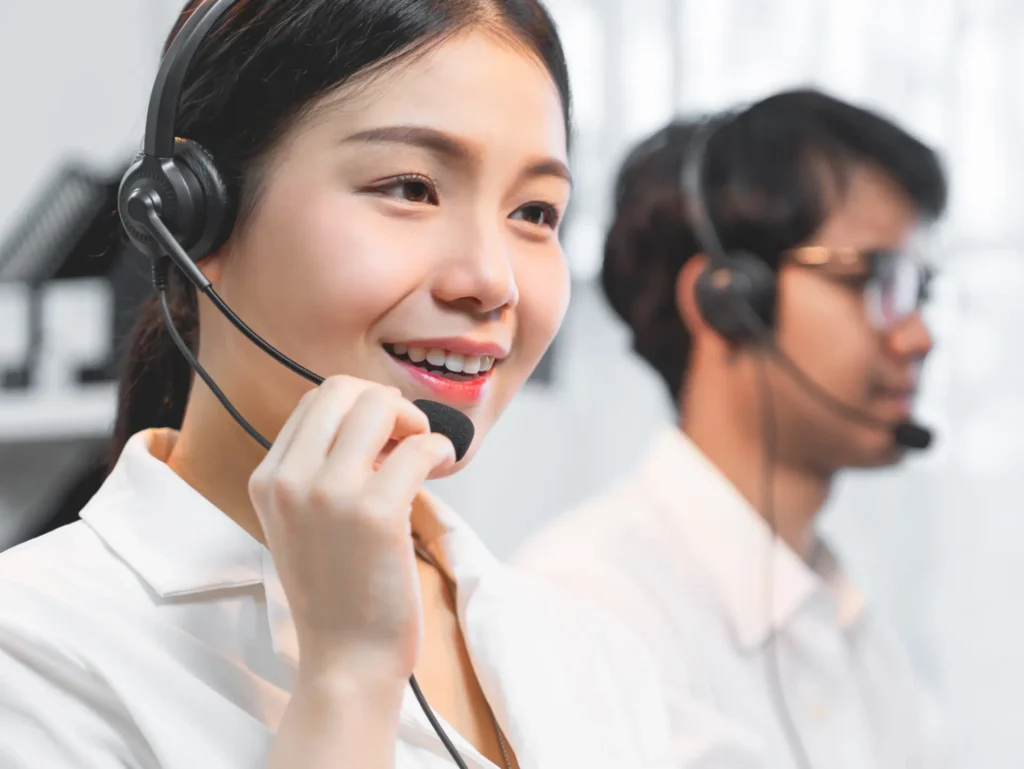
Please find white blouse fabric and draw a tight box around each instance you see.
[0,429,693,769]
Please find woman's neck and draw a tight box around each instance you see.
[166,383,272,545]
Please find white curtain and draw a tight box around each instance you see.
[435,1,1024,766]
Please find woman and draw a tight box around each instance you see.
[0,1,683,767]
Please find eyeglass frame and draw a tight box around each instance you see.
[778,244,935,331]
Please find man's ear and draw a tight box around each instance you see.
[676,254,710,335]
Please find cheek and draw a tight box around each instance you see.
[235,188,425,362]
[777,275,875,389]
[510,252,570,371]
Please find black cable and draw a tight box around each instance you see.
[753,353,815,769]
[157,290,271,449]
[149,258,467,767]
[204,287,323,386]
[410,676,471,769]
[144,204,324,387]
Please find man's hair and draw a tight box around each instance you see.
[601,88,947,401]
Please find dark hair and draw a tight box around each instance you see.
[601,88,948,402]
[110,0,572,464]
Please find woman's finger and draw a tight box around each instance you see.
[365,432,456,515]
[314,387,431,491]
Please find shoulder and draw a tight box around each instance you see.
[513,479,707,636]
[0,519,161,699]
[515,474,657,578]
[496,563,682,765]
[502,567,764,768]
[0,518,156,624]
[0,525,160,767]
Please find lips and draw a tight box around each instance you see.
[383,342,499,405]
[385,343,496,380]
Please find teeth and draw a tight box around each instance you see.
[389,344,498,375]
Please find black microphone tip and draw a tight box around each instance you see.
[894,422,933,451]
[413,399,475,462]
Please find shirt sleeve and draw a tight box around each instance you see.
[0,621,158,769]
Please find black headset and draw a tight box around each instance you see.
[115,2,473,766]
[118,0,236,274]
[681,112,778,345]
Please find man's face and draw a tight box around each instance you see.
[768,164,934,471]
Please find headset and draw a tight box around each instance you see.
[117,1,471,765]
[682,114,779,346]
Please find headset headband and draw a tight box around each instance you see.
[144,0,239,158]
[680,111,744,269]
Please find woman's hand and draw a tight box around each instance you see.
[251,377,456,769]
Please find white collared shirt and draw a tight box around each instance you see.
[0,429,681,769]
[515,427,956,769]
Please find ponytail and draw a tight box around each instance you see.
[108,270,197,468]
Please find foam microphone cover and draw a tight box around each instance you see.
[413,399,475,461]
[894,421,933,451]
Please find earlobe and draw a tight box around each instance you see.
[196,249,226,284]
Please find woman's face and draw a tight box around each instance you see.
[199,29,572,472]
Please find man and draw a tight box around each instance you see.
[516,89,955,768]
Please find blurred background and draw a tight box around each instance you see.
[2,0,1023,765]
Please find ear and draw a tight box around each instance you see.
[675,254,710,335]
[196,247,227,284]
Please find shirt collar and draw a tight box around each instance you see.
[81,429,265,597]
[82,428,504,669]
[636,426,865,651]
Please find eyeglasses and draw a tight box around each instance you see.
[781,243,933,332]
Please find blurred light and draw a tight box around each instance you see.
[959,400,1024,477]
[620,4,674,141]
[548,0,605,128]
[564,217,604,282]
[952,317,1002,388]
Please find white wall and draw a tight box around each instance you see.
[0,1,183,239]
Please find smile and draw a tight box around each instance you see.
[383,342,501,406]
[384,344,496,381]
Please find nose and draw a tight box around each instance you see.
[433,220,519,317]
[886,310,934,361]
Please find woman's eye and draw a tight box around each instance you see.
[375,176,438,205]
[511,203,560,229]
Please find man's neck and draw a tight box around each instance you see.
[680,389,833,560]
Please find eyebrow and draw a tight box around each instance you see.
[342,125,573,188]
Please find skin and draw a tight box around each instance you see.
[677,164,933,557]
[165,28,571,768]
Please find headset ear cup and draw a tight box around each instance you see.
[695,252,777,344]
[174,138,234,260]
